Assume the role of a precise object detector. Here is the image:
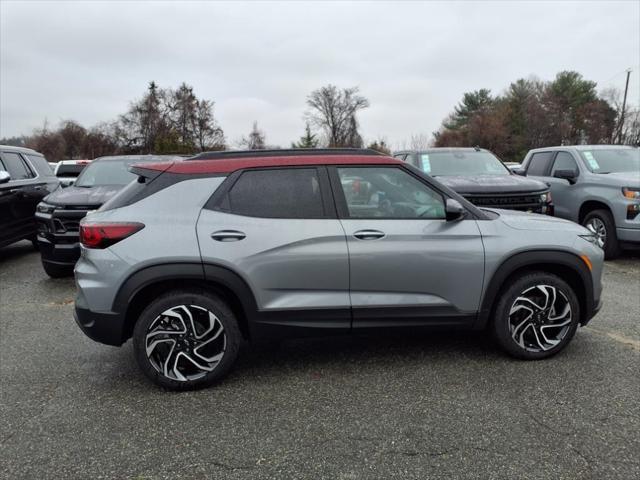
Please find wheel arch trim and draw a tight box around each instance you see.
[476,250,595,329]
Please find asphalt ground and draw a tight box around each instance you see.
[1,241,639,479]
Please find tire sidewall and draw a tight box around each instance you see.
[132,290,241,390]
[583,209,619,259]
[493,272,580,360]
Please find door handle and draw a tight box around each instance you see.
[211,230,246,242]
[353,229,385,240]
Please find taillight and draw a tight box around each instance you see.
[80,222,144,249]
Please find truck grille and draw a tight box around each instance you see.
[464,194,544,212]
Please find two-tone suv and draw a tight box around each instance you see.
[519,145,640,259]
[74,149,603,390]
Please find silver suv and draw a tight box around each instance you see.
[519,145,640,258]
[74,149,604,390]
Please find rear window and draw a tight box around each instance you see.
[56,163,88,177]
[25,154,54,176]
[226,168,325,218]
[526,152,554,176]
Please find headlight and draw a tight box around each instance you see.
[36,203,55,213]
[622,187,640,200]
[540,192,552,203]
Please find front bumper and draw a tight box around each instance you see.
[616,226,640,245]
[35,207,90,266]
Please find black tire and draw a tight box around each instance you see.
[42,261,74,278]
[132,289,241,390]
[30,237,39,251]
[492,272,580,360]
[582,209,620,260]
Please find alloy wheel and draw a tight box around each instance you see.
[145,305,226,381]
[585,218,607,248]
[508,285,572,353]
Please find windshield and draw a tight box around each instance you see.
[74,159,138,187]
[580,149,640,174]
[420,151,511,176]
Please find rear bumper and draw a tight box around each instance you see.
[74,290,126,346]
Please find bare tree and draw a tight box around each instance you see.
[193,99,225,151]
[306,85,369,147]
[239,121,266,150]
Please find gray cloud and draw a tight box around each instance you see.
[1,0,638,149]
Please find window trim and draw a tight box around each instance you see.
[327,164,448,221]
[206,166,336,220]
[0,151,36,182]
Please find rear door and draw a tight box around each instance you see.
[330,165,485,328]
[197,167,351,332]
[0,151,41,242]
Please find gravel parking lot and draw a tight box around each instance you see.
[1,241,639,480]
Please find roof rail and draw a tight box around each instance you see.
[188,148,385,161]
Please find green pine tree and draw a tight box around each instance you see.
[292,123,319,148]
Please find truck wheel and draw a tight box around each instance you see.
[42,261,74,278]
[583,209,620,260]
[492,271,580,360]
[132,289,242,390]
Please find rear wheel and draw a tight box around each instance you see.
[132,290,241,390]
[492,272,580,360]
[582,209,620,260]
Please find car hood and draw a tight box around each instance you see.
[435,174,548,194]
[595,171,640,187]
[487,208,587,233]
[44,184,124,207]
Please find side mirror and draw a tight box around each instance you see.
[513,168,526,176]
[0,171,10,184]
[553,169,578,184]
[445,198,465,221]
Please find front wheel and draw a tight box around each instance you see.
[582,209,620,260]
[492,272,580,360]
[132,290,241,390]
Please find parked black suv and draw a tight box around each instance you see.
[394,148,553,214]
[36,154,179,277]
[0,145,60,249]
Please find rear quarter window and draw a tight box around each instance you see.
[25,154,55,177]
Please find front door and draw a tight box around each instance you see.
[330,165,485,328]
[197,167,350,333]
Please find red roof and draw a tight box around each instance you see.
[135,154,402,175]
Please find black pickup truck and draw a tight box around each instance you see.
[35,154,180,277]
[394,147,553,214]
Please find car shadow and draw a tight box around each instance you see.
[0,240,37,264]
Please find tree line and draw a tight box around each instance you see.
[1,71,636,162]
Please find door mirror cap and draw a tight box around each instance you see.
[553,169,578,184]
[0,171,10,184]
[512,167,526,176]
[445,199,465,221]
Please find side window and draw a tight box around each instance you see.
[227,168,324,218]
[526,152,554,176]
[0,152,34,180]
[336,167,445,219]
[393,154,406,161]
[25,154,54,176]
[550,152,578,175]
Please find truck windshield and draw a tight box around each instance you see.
[420,151,511,176]
[74,159,137,187]
[580,149,640,174]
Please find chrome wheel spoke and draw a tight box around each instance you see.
[144,304,227,382]
[508,284,573,353]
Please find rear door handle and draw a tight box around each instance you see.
[211,230,246,242]
[353,229,385,240]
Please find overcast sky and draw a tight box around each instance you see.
[1,0,639,148]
